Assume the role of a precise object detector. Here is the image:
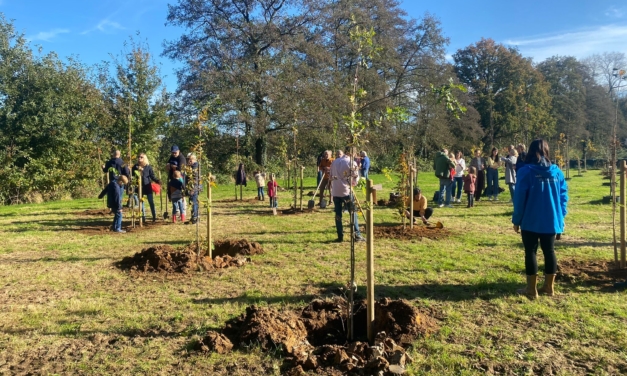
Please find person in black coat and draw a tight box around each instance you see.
[236,163,247,186]
[166,145,187,180]
[98,175,128,233]
[103,150,131,198]
[132,153,162,223]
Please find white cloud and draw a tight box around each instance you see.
[605,6,625,19]
[503,24,627,62]
[27,28,70,42]
[81,19,125,35]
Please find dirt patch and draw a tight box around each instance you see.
[76,208,114,216]
[557,258,627,288]
[117,240,264,275]
[76,219,168,236]
[213,239,264,257]
[195,331,233,354]
[200,297,438,375]
[373,225,448,241]
[281,208,313,215]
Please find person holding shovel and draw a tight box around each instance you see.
[330,149,365,242]
[131,153,162,223]
[512,139,568,300]
[98,175,128,233]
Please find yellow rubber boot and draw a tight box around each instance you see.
[517,275,539,300]
[538,274,556,296]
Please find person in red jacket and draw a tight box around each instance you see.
[463,166,477,208]
[267,173,278,210]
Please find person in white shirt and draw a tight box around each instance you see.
[452,151,466,203]
[330,150,365,243]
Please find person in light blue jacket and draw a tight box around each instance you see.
[359,151,370,181]
[512,139,568,300]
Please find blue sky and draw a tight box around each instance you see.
[4,0,627,91]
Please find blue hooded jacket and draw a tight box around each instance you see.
[512,158,568,234]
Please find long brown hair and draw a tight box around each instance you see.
[525,139,550,164]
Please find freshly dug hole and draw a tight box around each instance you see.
[118,240,264,274]
[198,297,438,375]
[374,225,448,241]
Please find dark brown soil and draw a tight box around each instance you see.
[118,240,264,275]
[195,331,233,354]
[281,208,313,215]
[213,239,264,257]
[374,225,448,241]
[203,297,438,375]
[76,208,114,216]
[557,258,627,287]
[76,219,168,236]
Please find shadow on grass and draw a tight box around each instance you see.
[0,256,111,264]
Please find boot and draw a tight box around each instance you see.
[538,274,556,296]
[181,214,186,223]
[172,216,177,223]
[516,275,538,300]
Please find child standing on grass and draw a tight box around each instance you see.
[254,171,266,201]
[98,175,128,233]
[169,170,186,223]
[267,173,278,210]
[463,166,477,208]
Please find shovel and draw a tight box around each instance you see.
[308,178,325,210]
[163,178,170,220]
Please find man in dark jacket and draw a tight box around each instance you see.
[166,145,187,180]
[99,175,128,233]
[433,148,455,207]
[102,150,131,199]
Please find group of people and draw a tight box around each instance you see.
[433,144,529,209]
[99,145,201,233]
[316,150,370,207]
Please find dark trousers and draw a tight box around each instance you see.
[474,170,485,200]
[317,171,323,187]
[333,195,360,240]
[466,193,474,207]
[452,177,463,199]
[190,193,199,218]
[410,207,433,220]
[487,168,499,197]
[521,230,557,275]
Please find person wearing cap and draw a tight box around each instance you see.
[166,145,187,180]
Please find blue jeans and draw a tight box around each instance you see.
[438,178,452,206]
[113,210,123,231]
[508,183,515,200]
[487,169,499,198]
[270,197,278,208]
[333,195,361,240]
[452,176,463,200]
[257,187,265,200]
[172,198,186,216]
[190,193,199,218]
[141,193,156,220]
[317,171,323,187]
[360,169,369,181]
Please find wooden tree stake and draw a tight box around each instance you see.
[410,167,415,229]
[138,179,143,227]
[207,175,212,259]
[299,166,304,210]
[366,179,375,344]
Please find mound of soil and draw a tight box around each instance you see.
[374,225,448,241]
[202,297,438,375]
[195,331,233,354]
[557,259,627,288]
[76,209,114,216]
[213,239,264,257]
[118,240,263,274]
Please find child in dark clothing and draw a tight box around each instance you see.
[169,170,186,223]
[463,166,477,208]
[98,175,128,233]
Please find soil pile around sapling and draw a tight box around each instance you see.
[213,239,264,257]
[281,208,312,215]
[557,259,627,288]
[196,297,438,375]
[374,225,448,241]
[118,240,264,274]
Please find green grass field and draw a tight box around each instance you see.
[1,170,625,375]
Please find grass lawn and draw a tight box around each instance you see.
[1,170,626,375]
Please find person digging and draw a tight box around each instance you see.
[330,149,365,242]
[404,187,433,225]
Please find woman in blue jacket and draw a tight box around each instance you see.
[512,139,568,299]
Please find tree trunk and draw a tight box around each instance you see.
[255,136,267,166]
